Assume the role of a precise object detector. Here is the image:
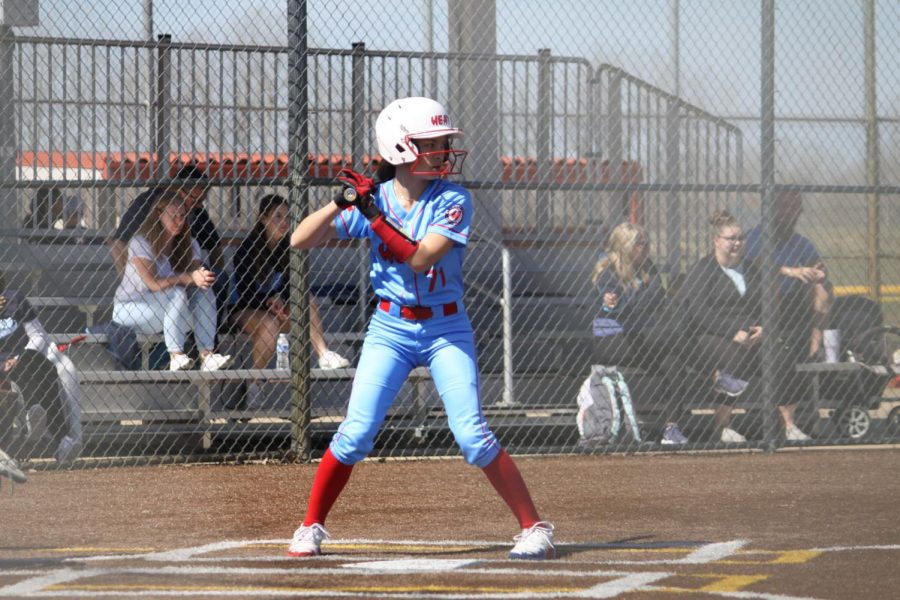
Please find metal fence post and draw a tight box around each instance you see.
[665,97,682,276]
[606,69,624,223]
[351,41,369,329]
[501,245,515,406]
[287,0,311,462]
[350,42,366,170]
[536,48,552,230]
[864,0,880,303]
[0,26,16,234]
[154,34,171,180]
[759,0,779,451]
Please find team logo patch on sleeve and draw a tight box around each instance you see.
[445,204,464,226]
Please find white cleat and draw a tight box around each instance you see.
[509,521,555,560]
[287,523,329,557]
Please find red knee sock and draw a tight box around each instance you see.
[481,449,540,529]
[302,449,354,526]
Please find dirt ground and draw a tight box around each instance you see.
[1,448,898,599]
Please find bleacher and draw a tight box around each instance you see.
[23,215,876,456]
[19,228,889,459]
[5,233,604,457]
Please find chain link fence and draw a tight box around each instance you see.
[0,1,897,470]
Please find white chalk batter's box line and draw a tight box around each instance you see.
[72,538,742,564]
[1,540,897,599]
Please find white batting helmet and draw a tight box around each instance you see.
[375,97,466,175]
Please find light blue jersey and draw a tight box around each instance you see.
[327,177,500,468]
[334,178,471,306]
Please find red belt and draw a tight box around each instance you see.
[378,299,459,320]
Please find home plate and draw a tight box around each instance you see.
[343,558,480,572]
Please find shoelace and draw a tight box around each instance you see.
[514,521,554,543]
[294,524,329,543]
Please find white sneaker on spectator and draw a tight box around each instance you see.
[509,521,556,560]
[785,425,810,441]
[720,427,747,443]
[287,523,329,557]
[200,353,234,371]
[0,448,27,484]
[169,354,194,371]
[318,350,350,370]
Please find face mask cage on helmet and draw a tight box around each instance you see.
[406,136,468,177]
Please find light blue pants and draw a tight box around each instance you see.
[330,307,501,468]
[113,286,217,353]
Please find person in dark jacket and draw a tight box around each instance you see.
[230,195,349,406]
[592,223,666,350]
[744,190,831,438]
[678,210,811,442]
[590,222,688,445]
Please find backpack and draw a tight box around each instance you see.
[576,366,641,446]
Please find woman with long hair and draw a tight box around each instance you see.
[591,223,662,345]
[112,192,232,372]
[230,194,349,404]
[591,222,687,445]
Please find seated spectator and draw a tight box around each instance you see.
[677,210,811,442]
[108,163,229,336]
[0,276,83,465]
[590,222,688,445]
[231,195,349,405]
[111,192,233,372]
[55,195,86,230]
[109,163,222,276]
[745,189,832,434]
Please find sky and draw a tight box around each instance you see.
[23,1,899,118]
[12,0,900,186]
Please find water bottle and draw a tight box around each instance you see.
[276,333,290,370]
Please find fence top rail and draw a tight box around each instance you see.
[12,34,593,68]
[595,63,743,134]
[12,34,286,54]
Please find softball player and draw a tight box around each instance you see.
[287,97,555,560]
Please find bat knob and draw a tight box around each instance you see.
[342,187,358,202]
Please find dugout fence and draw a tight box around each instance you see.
[0,1,898,470]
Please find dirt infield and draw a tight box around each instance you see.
[2,448,898,599]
